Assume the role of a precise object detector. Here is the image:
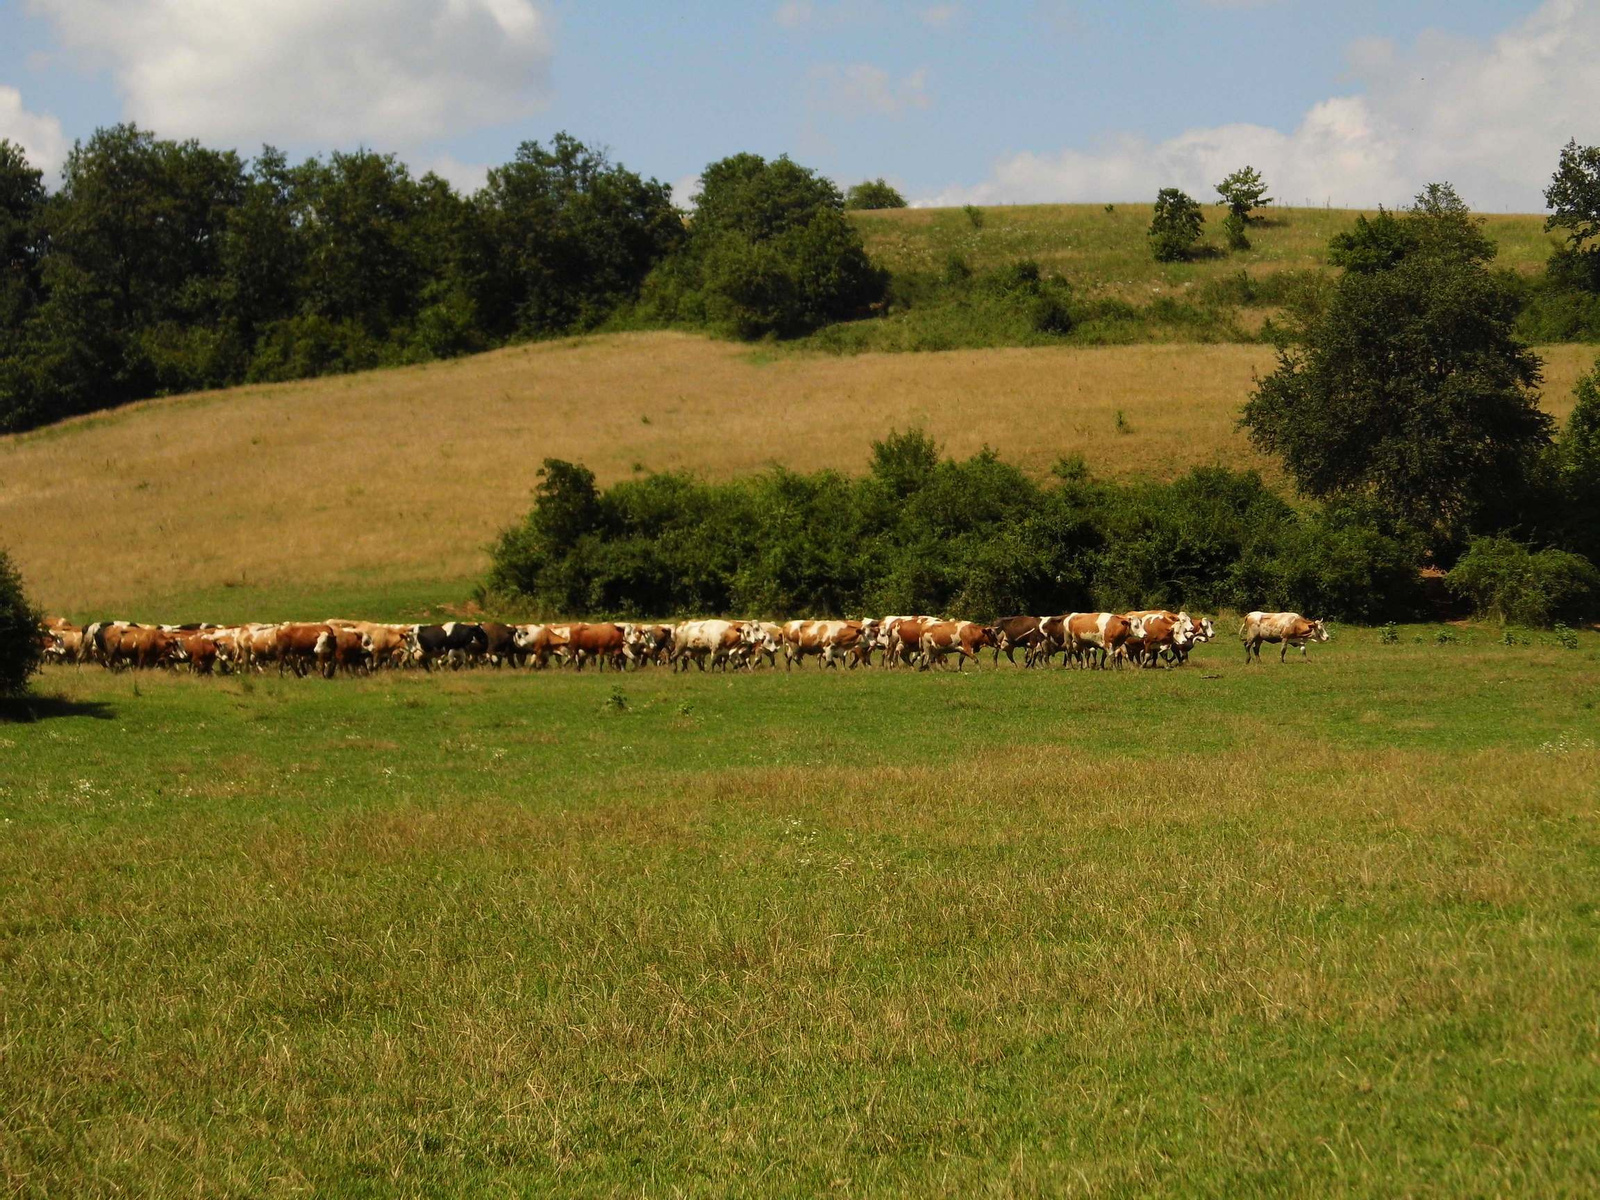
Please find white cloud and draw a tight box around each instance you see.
[919,4,960,28]
[670,173,703,209]
[421,153,491,195]
[25,0,552,150]
[923,0,1600,213]
[774,0,814,28]
[810,63,931,117]
[0,85,68,180]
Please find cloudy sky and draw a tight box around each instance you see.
[0,0,1594,212]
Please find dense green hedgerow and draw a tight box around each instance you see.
[488,432,1430,622]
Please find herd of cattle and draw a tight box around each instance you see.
[37,611,1331,676]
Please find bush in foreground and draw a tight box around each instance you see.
[1446,537,1600,626]
[0,549,42,696]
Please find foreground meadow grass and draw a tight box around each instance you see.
[3,627,1599,1195]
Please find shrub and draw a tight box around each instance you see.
[963,205,985,230]
[1222,212,1250,252]
[1381,623,1399,644]
[1149,189,1204,262]
[1446,536,1600,626]
[0,549,42,697]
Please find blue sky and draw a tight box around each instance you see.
[0,0,1593,211]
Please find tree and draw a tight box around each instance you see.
[1242,231,1552,548]
[0,140,44,334]
[844,179,907,210]
[1556,357,1600,563]
[474,133,682,337]
[0,549,41,697]
[1148,188,1204,262]
[646,153,886,337]
[1545,138,1600,256]
[1216,166,1270,226]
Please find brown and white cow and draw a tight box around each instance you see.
[1123,610,1195,668]
[314,627,371,677]
[918,620,997,670]
[879,616,940,668]
[672,620,749,672]
[1039,612,1140,669]
[782,619,870,670]
[1240,611,1329,663]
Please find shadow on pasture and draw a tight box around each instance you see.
[0,693,117,724]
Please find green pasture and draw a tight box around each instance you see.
[2,626,1599,1196]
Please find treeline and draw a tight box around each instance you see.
[488,432,1431,624]
[10,124,1600,434]
[0,128,887,432]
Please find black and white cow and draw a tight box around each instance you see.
[409,622,488,670]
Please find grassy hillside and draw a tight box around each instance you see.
[5,631,1599,1194]
[3,332,1594,620]
[851,204,1561,300]
[825,204,1571,353]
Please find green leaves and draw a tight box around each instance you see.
[1149,188,1204,263]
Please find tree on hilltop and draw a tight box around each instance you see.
[845,179,907,210]
[1148,188,1204,262]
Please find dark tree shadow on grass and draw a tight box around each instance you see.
[0,693,117,724]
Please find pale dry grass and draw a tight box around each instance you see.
[1,332,1593,615]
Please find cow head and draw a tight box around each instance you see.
[1309,619,1330,642]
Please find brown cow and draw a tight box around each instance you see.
[918,620,997,670]
[560,622,631,671]
[103,625,181,670]
[275,623,334,677]
[175,631,220,675]
[991,616,1044,666]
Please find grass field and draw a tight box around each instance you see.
[852,204,1562,302]
[3,626,1599,1195]
[3,333,1595,621]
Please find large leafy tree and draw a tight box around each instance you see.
[474,132,682,336]
[1545,139,1600,257]
[648,153,885,338]
[0,140,44,334]
[1243,186,1552,548]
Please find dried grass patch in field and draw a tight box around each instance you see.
[2,332,1594,617]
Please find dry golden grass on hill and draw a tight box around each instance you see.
[1,331,1593,615]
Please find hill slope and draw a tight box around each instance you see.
[852,203,1560,300]
[3,331,1593,619]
